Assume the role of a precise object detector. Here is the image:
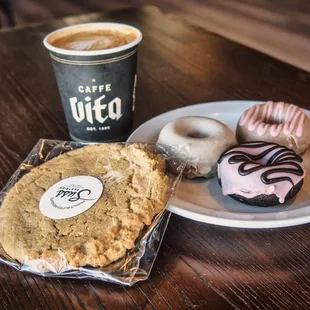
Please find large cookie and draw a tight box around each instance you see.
[0,143,169,268]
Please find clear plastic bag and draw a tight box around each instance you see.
[0,139,187,286]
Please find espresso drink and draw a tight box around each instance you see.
[44,23,142,142]
[51,30,137,51]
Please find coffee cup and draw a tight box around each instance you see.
[43,23,142,142]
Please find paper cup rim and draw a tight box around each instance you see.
[43,22,143,56]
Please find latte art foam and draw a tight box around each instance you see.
[51,30,137,51]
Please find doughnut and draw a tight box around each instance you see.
[157,116,236,178]
[217,141,305,207]
[236,101,310,154]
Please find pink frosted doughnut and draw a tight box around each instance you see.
[217,141,305,206]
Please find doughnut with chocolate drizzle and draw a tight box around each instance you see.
[217,141,305,207]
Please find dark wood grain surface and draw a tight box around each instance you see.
[7,0,310,72]
[1,5,310,309]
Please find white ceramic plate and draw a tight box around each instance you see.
[127,101,310,228]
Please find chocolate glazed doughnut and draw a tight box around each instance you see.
[236,102,310,154]
[217,141,306,207]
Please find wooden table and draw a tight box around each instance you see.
[1,5,310,309]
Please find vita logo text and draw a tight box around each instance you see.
[69,80,122,124]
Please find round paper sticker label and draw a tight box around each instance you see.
[39,176,103,220]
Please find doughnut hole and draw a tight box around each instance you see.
[263,119,284,125]
[263,112,285,125]
[187,131,209,139]
[174,120,211,139]
[242,155,270,166]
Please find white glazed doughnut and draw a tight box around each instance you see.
[157,116,236,178]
